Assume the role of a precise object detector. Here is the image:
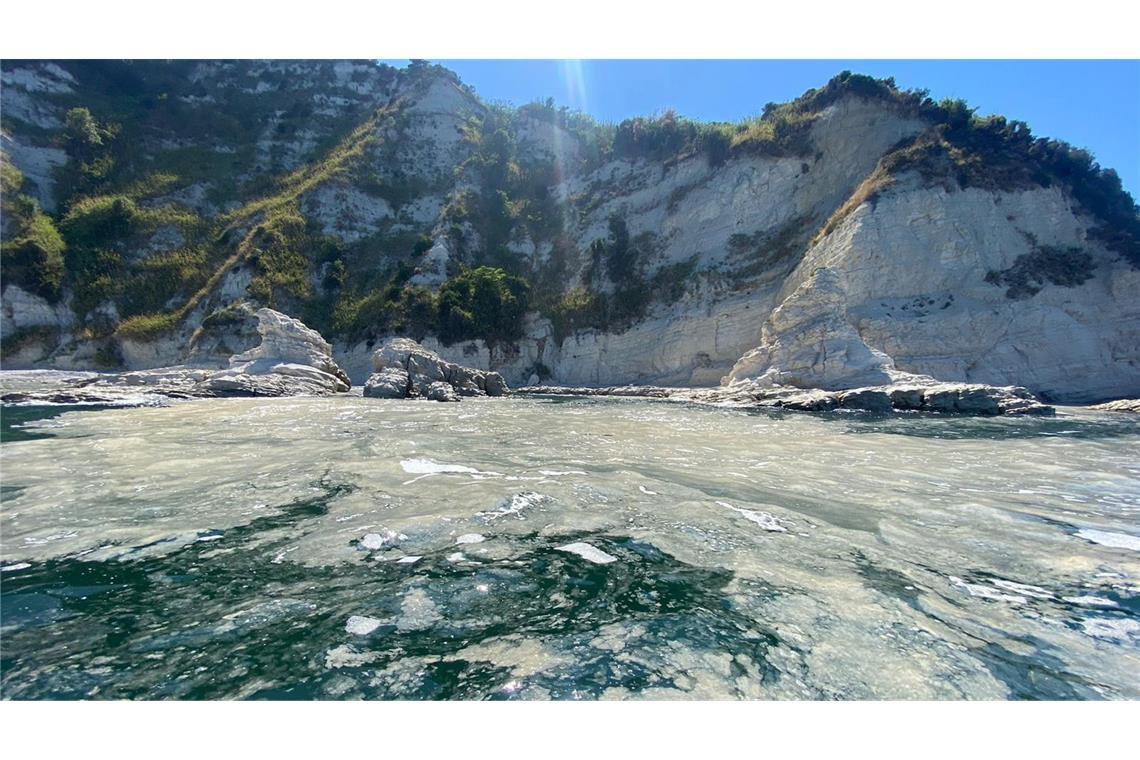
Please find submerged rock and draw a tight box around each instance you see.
[362,337,509,402]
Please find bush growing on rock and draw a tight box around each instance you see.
[61,195,140,248]
[436,266,529,346]
[1,201,66,300]
[984,244,1097,299]
[57,108,120,201]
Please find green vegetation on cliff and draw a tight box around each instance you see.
[1,159,66,300]
[2,61,1136,358]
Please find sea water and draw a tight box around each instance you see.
[1,392,1137,699]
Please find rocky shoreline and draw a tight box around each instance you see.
[0,316,513,407]
[517,381,1057,416]
[6,312,1140,418]
[1088,399,1140,414]
[1,308,352,406]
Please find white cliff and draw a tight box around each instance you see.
[744,175,1140,401]
[2,63,1136,405]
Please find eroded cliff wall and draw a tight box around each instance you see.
[2,61,1136,401]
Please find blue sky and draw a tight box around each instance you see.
[382,60,1139,199]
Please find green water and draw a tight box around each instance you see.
[0,404,117,443]
[1,396,1138,699]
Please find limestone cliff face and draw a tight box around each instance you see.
[2,61,1137,402]
[736,176,1140,401]
[382,97,930,389]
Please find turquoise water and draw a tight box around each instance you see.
[1,396,1138,699]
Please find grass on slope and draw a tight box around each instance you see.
[116,108,388,339]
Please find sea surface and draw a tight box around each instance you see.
[1,390,1138,699]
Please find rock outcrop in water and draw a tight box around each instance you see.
[1089,399,1140,413]
[1,308,349,404]
[519,379,1054,416]
[201,308,350,396]
[363,337,507,402]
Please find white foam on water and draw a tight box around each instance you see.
[345,615,383,636]
[397,589,442,632]
[555,542,618,564]
[335,513,364,523]
[325,645,383,669]
[196,534,224,543]
[1077,529,1140,552]
[360,530,405,551]
[716,501,788,533]
[949,576,1026,604]
[1063,596,1119,608]
[639,486,658,495]
[399,458,480,475]
[445,635,571,680]
[5,391,1140,698]
[396,556,422,564]
[990,579,1054,599]
[455,533,486,545]
[539,470,587,476]
[1080,618,1140,641]
[478,492,547,522]
[214,599,317,635]
[1,562,31,572]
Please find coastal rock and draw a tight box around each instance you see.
[363,367,409,399]
[922,384,998,415]
[363,337,510,402]
[772,179,1140,403]
[765,389,840,412]
[230,308,350,389]
[196,308,350,396]
[449,367,484,397]
[837,388,893,412]
[425,381,460,402]
[887,386,925,410]
[3,65,1135,403]
[1089,399,1140,413]
[1,308,349,404]
[483,372,508,397]
[518,380,1053,417]
[183,305,261,367]
[371,337,439,374]
[199,364,344,397]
